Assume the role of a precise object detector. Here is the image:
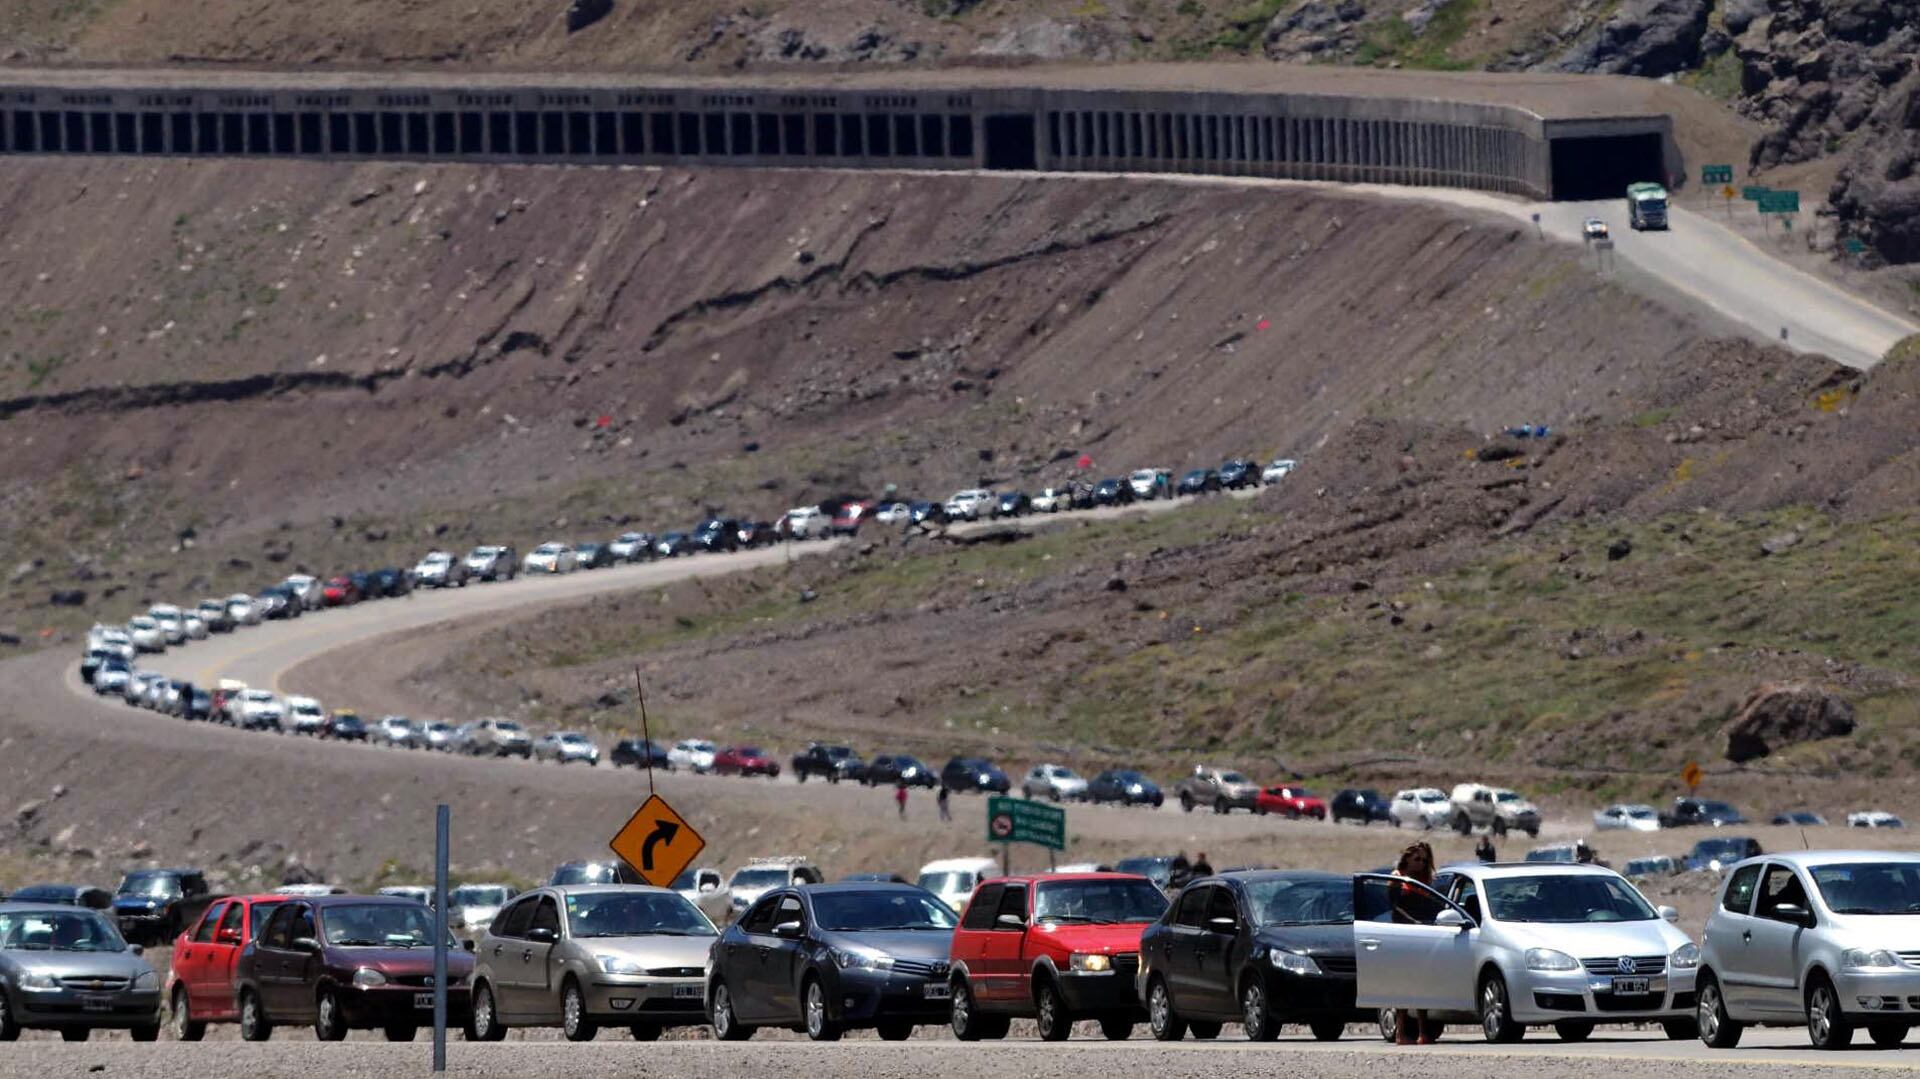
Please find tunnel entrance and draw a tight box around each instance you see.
[1549,132,1666,200]
[983,114,1036,170]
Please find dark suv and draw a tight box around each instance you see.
[693,519,741,554]
[940,758,1011,795]
[864,754,937,788]
[792,744,865,784]
[1329,788,1392,825]
[233,895,474,1041]
[111,868,218,946]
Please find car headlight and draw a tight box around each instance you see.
[1127,783,1143,793]
[1068,953,1112,973]
[352,967,389,988]
[1843,948,1901,970]
[133,970,160,991]
[598,954,646,975]
[1525,948,1580,972]
[1268,950,1322,976]
[17,971,59,991]
[1670,943,1700,970]
[831,947,894,971]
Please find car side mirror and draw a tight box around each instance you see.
[217,928,242,945]
[1774,903,1814,927]
[994,913,1026,930]
[526,927,557,944]
[292,937,320,953]
[1434,908,1471,929]
[129,944,145,957]
[1207,917,1239,934]
[1658,905,1679,924]
[772,921,804,940]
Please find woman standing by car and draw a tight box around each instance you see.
[1391,842,1440,1045]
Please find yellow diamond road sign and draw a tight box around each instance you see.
[1682,761,1703,790]
[609,794,706,888]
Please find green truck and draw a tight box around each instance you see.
[1626,181,1669,231]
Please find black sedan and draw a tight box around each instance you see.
[1217,459,1259,489]
[994,491,1031,517]
[693,519,741,553]
[707,883,958,1042]
[1330,788,1392,825]
[1176,469,1220,496]
[1089,769,1164,807]
[574,542,616,570]
[907,502,947,526]
[1138,870,1365,1042]
[736,521,780,548]
[326,713,369,742]
[655,532,695,558]
[864,754,938,788]
[370,568,413,597]
[610,738,673,770]
[939,757,1010,794]
[1091,479,1134,506]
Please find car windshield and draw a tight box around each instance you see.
[450,886,511,908]
[1692,838,1750,858]
[423,553,450,565]
[535,544,565,554]
[117,873,181,898]
[243,691,274,703]
[730,868,788,891]
[825,747,852,759]
[1703,801,1738,815]
[1495,791,1524,803]
[1811,863,1920,915]
[564,891,716,938]
[0,910,127,952]
[917,871,975,895]
[813,890,958,931]
[1484,875,1655,923]
[1033,879,1169,925]
[552,865,622,886]
[1113,772,1144,783]
[736,746,764,757]
[1219,772,1249,784]
[1419,791,1448,803]
[1625,807,1655,818]
[322,903,444,948]
[1244,877,1354,925]
[1184,471,1208,481]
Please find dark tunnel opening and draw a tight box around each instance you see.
[1550,132,1667,201]
[983,114,1035,171]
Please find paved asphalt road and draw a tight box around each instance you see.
[5,1028,1918,1075]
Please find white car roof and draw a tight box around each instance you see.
[286,696,321,709]
[1453,863,1625,881]
[1760,850,1920,869]
[920,857,1000,874]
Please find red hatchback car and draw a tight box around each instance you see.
[712,745,780,778]
[166,894,289,1040]
[322,576,361,606]
[1255,786,1329,820]
[948,872,1169,1041]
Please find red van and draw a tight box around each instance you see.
[165,895,288,1040]
[947,872,1169,1041]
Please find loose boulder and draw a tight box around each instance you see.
[1722,682,1856,762]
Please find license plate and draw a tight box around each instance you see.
[1611,977,1650,994]
[414,992,436,1009]
[923,983,951,1000]
[79,993,113,1012]
[672,984,703,1000]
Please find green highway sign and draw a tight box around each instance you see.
[1741,186,1770,202]
[1758,190,1800,214]
[1702,164,1734,185]
[987,796,1065,851]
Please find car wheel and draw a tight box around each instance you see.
[170,986,205,1042]
[1493,818,1509,838]
[384,1022,417,1042]
[1553,1020,1593,1042]
[950,978,1007,1041]
[468,983,507,1041]
[1807,976,1854,1049]
[314,987,348,1042]
[876,1020,914,1041]
[1254,803,1268,816]
[61,1028,90,1042]
[1697,975,1743,1048]
[1479,972,1524,1043]
[1034,979,1072,1042]
[1378,1008,1401,1043]
[1869,1022,1909,1048]
[239,989,273,1042]
[710,981,754,1041]
[562,980,599,1042]
[1190,1021,1221,1040]
[1241,978,1280,1041]
[1179,793,1194,813]
[1214,798,1229,815]
[1099,1017,1133,1040]
[803,978,841,1042]
[1147,977,1186,1041]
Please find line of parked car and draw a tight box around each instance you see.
[7,850,1919,1052]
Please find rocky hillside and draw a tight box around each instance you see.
[3,0,1915,259]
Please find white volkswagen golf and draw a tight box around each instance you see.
[1355,863,1698,1043]
[1696,851,1920,1050]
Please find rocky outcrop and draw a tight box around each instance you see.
[1262,0,1369,61]
[1537,0,1712,76]
[1722,682,1856,762]
[1827,76,1920,263]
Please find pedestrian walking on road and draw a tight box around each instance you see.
[937,785,951,822]
[895,781,909,819]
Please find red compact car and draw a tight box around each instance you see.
[947,872,1169,1041]
[1255,786,1329,820]
[321,576,361,607]
[712,745,780,778]
[165,894,290,1040]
